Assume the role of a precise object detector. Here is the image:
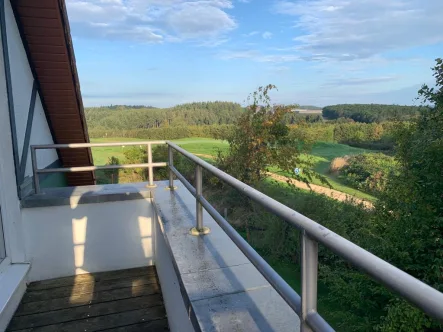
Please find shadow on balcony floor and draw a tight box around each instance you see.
[6,266,169,332]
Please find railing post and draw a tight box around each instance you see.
[168,145,175,190]
[190,164,210,236]
[146,143,155,188]
[31,146,40,194]
[196,165,203,230]
[301,230,318,332]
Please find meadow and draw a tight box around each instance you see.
[90,137,228,165]
[90,137,374,201]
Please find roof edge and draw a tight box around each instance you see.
[57,0,96,182]
[57,0,93,146]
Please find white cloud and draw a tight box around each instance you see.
[262,31,273,39]
[242,31,259,37]
[66,0,237,43]
[219,49,299,63]
[274,0,443,61]
[166,3,236,38]
[322,75,400,87]
[271,65,291,73]
[292,84,424,107]
[219,50,258,60]
[198,38,231,47]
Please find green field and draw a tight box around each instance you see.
[90,137,374,200]
[270,142,375,201]
[90,137,228,166]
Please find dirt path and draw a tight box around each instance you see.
[194,153,215,159]
[194,153,373,209]
[267,172,374,209]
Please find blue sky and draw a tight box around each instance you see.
[66,0,443,108]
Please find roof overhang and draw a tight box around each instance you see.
[12,0,95,186]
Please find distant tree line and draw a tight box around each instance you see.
[298,105,323,110]
[85,101,244,130]
[285,113,323,124]
[95,105,157,110]
[89,121,397,152]
[322,104,422,123]
[86,102,421,130]
[89,125,233,141]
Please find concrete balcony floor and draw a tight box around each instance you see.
[6,266,169,332]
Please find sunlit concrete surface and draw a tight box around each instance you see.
[154,180,300,331]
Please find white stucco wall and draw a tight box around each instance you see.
[1,0,63,265]
[154,211,194,332]
[4,0,58,176]
[21,199,155,282]
[0,1,71,328]
[0,1,26,264]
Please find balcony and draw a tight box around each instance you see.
[4,141,443,332]
[7,266,167,331]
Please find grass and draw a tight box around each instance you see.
[90,137,375,200]
[270,142,376,201]
[90,137,228,166]
[90,137,147,165]
[171,138,229,156]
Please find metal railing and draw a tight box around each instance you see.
[31,141,443,332]
[31,141,166,194]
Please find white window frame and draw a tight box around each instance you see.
[0,207,6,261]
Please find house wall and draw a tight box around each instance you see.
[4,0,65,191]
[1,0,70,264]
[0,0,26,264]
[0,2,30,327]
[21,198,155,282]
[0,0,82,328]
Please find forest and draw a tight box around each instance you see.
[86,102,423,133]
[96,105,157,110]
[85,101,244,129]
[322,104,422,123]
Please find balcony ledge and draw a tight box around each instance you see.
[0,263,30,331]
[21,182,154,208]
[154,180,300,331]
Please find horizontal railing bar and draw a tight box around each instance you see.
[167,141,443,322]
[32,141,166,149]
[198,194,302,315]
[307,312,334,332]
[169,166,196,196]
[36,162,167,174]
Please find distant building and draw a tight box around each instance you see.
[292,108,323,114]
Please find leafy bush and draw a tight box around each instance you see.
[339,153,397,195]
[151,145,196,183]
[334,122,396,150]
[290,123,335,143]
[121,146,149,182]
[96,156,120,184]
[216,85,324,185]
